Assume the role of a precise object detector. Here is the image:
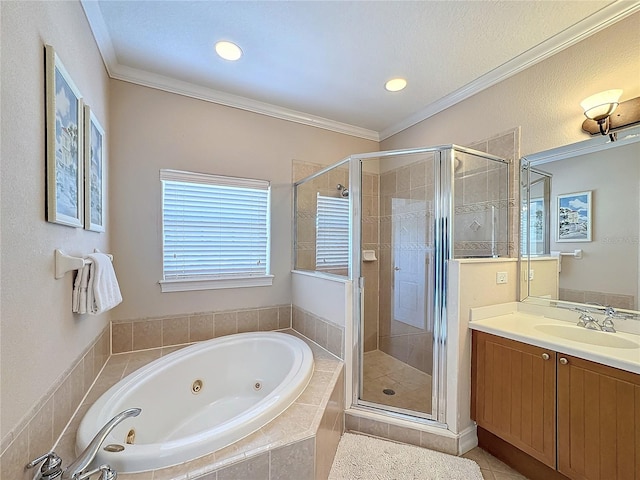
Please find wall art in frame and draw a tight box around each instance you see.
[45,44,84,227]
[84,105,105,232]
[556,190,592,242]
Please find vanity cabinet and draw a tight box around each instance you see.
[472,331,640,480]
[471,331,557,468]
[557,354,640,480]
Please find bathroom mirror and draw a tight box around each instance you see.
[520,126,640,314]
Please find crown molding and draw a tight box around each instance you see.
[379,1,640,141]
[110,64,380,141]
[80,1,378,141]
[81,0,118,77]
[82,0,638,144]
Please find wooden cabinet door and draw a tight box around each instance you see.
[557,354,640,480]
[472,331,557,468]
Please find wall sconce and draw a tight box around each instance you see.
[581,89,640,141]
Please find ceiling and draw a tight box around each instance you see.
[81,1,638,141]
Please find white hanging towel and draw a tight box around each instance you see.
[85,253,123,314]
[72,264,91,314]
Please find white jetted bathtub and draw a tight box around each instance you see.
[76,331,314,472]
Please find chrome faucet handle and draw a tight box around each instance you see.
[601,317,616,333]
[26,452,63,480]
[576,312,593,327]
[76,465,117,480]
[578,313,602,330]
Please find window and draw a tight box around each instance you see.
[160,169,272,292]
[315,194,349,273]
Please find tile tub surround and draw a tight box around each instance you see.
[292,305,344,359]
[0,326,110,480]
[111,305,292,354]
[52,330,344,480]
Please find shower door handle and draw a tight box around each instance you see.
[394,267,400,271]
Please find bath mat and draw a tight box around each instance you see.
[329,432,483,480]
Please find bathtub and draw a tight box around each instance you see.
[76,331,314,473]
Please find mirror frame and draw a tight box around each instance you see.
[519,125,640,315]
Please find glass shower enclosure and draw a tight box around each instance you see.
[293,145,509,425]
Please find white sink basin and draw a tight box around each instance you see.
[534,324,639,350]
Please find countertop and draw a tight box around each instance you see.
[469,303,640,375]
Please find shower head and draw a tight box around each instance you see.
[336,184,349,197]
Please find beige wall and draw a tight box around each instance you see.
[1,1,110,440]
[447,259,519,434]
[380,13,640,157]
[109,80,377,321]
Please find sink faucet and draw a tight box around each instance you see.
[600,306,628,333]
[27,408,141,480]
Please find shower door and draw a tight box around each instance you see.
[356,150,439,419]
[352,145,508,423]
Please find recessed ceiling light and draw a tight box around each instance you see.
[385,78,407,92]
[215,41,242,61]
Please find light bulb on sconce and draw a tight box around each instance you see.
[580,89,640,141]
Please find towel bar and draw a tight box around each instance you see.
[54,249,114,279]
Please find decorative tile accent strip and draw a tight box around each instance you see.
[0,326,110,480]
[292,305,345,359]
[111,304,292,354]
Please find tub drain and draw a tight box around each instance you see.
[383,389,396,396]
[254,381,262,391]
[192,379,203,394]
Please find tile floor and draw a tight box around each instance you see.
[362,351,529,479]
[463,447,530,480]
[362,349,432,414]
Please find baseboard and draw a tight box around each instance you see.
[457,424,478,455]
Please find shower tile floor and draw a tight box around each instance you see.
[362,350,432,414]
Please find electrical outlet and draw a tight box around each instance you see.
[496,271,508,284]
[529,269,534,280]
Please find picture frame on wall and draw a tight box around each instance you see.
[45,44,84,227]
[556,190,592,242]
[84,105,106,232]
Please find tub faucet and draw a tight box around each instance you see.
[27,408,141,480]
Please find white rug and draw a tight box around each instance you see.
[329,433,483,480]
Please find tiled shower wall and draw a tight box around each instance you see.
[466,128,521,258]
[361,172,380,353]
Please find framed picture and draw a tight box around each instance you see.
[45,44,84,227]
[84,106,105,232]
[556,191,592,242]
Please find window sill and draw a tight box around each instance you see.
[160,275,274,292]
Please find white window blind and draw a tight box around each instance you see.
[160,169,271,291]
[316,194,349,272]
